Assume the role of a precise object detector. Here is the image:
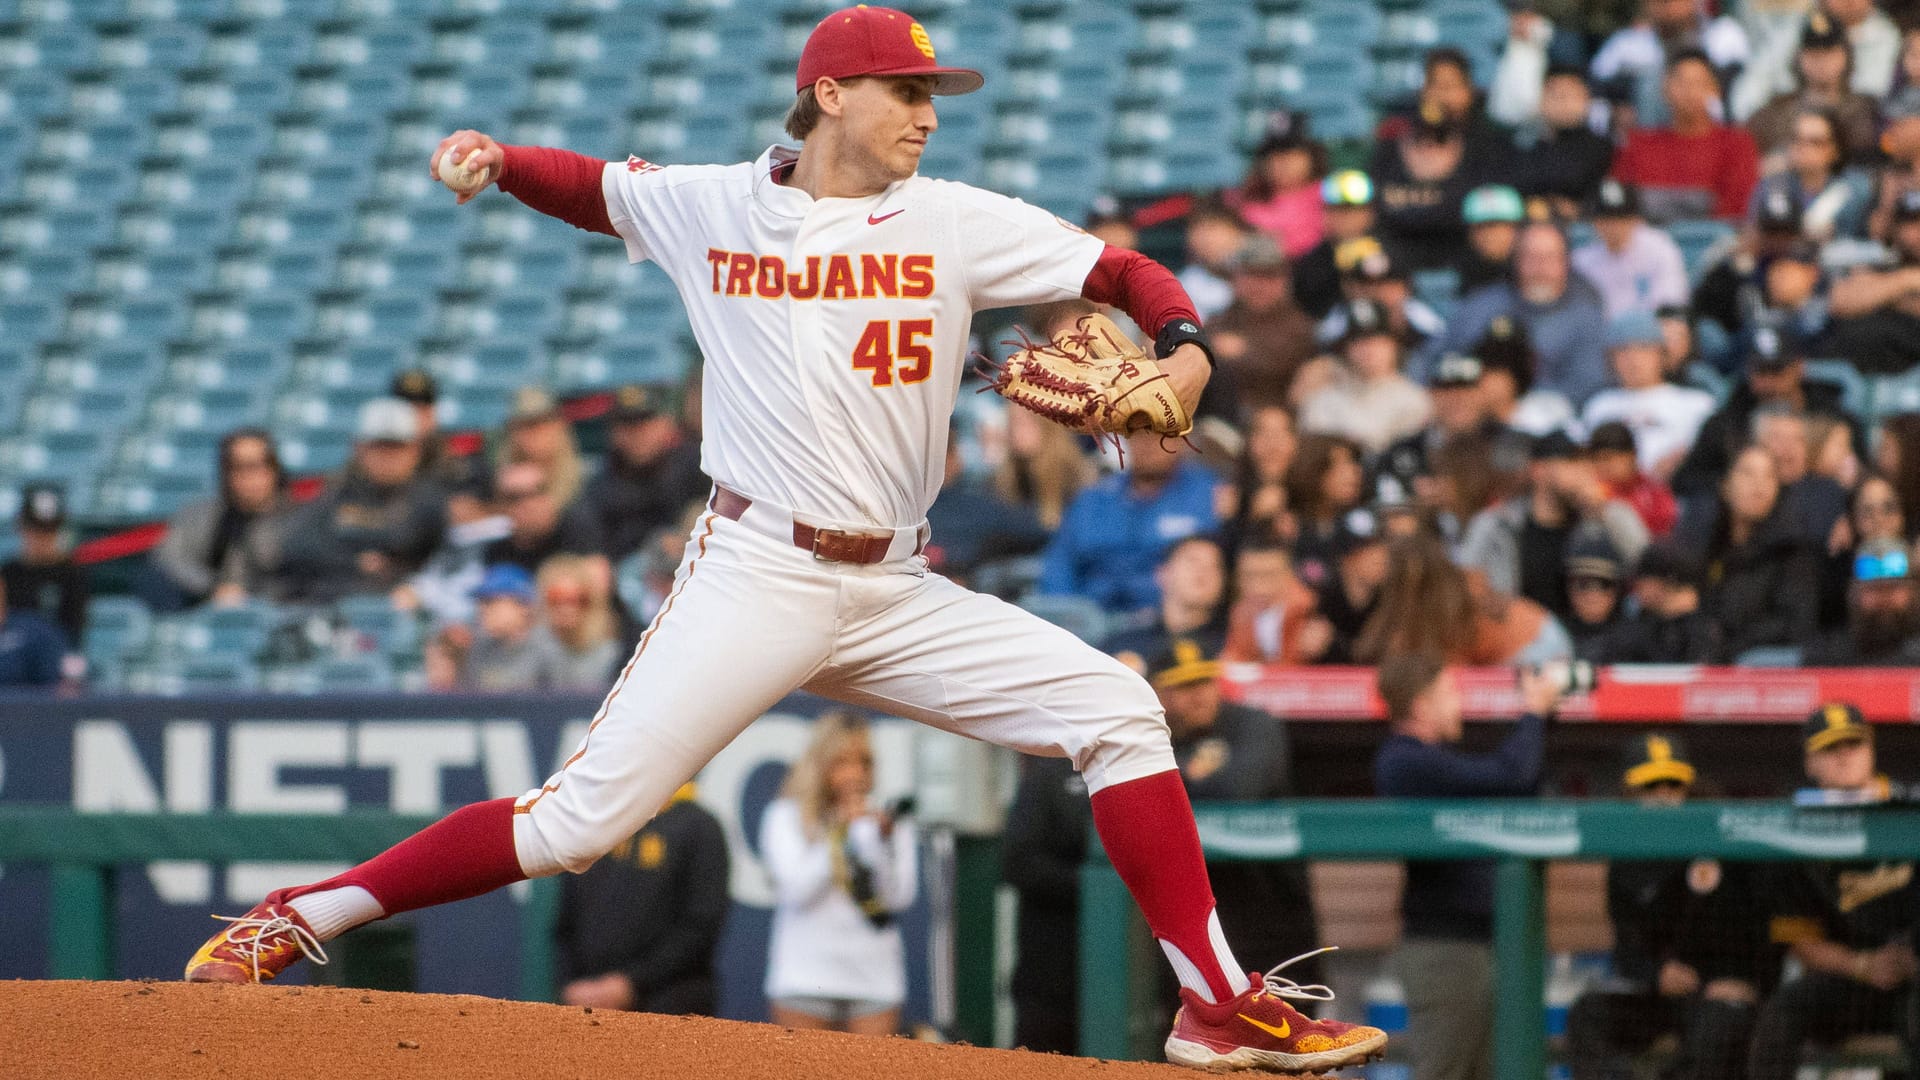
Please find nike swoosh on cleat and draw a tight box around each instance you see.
[1236,1013,1291,1040]
[867,209,906,225]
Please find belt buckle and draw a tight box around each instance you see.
[810,529,837,562]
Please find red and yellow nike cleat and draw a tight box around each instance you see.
[1164,949,1388,1072]
[183,902,329,984]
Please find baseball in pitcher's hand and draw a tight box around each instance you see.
[431,130,505,205]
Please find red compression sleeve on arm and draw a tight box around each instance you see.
[1081,244,1202,337]
[496,145,617,237]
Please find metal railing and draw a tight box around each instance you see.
[1078,800,1920,1079]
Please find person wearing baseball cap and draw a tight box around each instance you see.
[1580,310,1716,476]
[1511,64,1613,222]
[1323,236,1447,357]
[451,563,566,693]
[501,386,586,508]
[1145,636,1325,994]
[582,383,709,563]
[1370,98,1473,274]
[1299,298,1433,455]
[1293,170,1378,319]
[0,481,87,653]
[1620,540,1718,663]
[1571,179,1690,323]
[1205,232,1321,412]
[1749,701,1909,1080]
[1562,530,1634,662]
[1671,320,1848,500]
[1566,731,1778,1080]
[1461,184,1526,291]
[1745,11,1879,165]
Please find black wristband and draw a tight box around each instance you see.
[1155,318,1214,369]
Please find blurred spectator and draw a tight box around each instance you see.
[1299,298,1434,455]
[1357,533,1571,665]
[1562,534,1638,662]
[1382,353,1527,505]
[1177,200,1249,321]
[1692,188,1810,346]
[277,399,447,603]
[1511,66,1616,218]
[1656,304,1703,379]
[1807,411,1863,491]
[1228,113,1327,259]
[537,554,623,690]
[1207,233,1320,411]
[1002,752,1091,1054]
[1611,51,1760,222]
[1037,434,1217,615]
[1752,404,1849,550]
[1374,654,1562,1080]
[1876,412,1920,526]
[1748,703,1916,1080]
[1622,541,1722,662]
[1805,539,1920,662]
[1750,109,1875,244]
[615,501,708,630]
[1323,238,1449,354]
[1293,171,1377,320]
[1581,312,1717,477]
[1677,443,1821,659]
[584,384,707,563]
[1672,326,1846,498]
[1459,185,1526,292]
[1591,0,1750,129]
[1489,9,1589,129]
[1283,433,1367,590]
[553,781,728,1015]
[762,712,917,1036]
[1369,103,1479,273]
[994,406,1096,533]
[1436,222,1612,406]
[155,429,291,608]
[1314,508,1392,664]
[1221,535,1331,665]
[1108,535,1228,670]
[1587,421,1681,537]
[1884,25,1920,121]
[3,483,87,647]
[1534,0,1640,44]
[484,461,608,579]
[1571,181,1691,320]
[1149,639,1322,988]
[1410,47,1505,150]
[1737,0,1901,117]
[393,368,491,495]
[1473,318,1581,437]
[925,432,1047,585]
[1827,190,1920,372]
[1821,472,1910,618]
[1460,432,1652,615]
[1745,17,1882,164]
[1431,431,1525,548]
[1085,195,1138,251]
[438,564,567,692]
[1220,405,1298,551]
[0,576,66,689]
[1566,734,1776,1080]
[500,386,586,509]
[400,472,508,631]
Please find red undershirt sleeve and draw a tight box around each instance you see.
[496,145,618,238]
[1079,244,1201,339]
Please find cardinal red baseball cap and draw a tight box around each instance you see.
[797,6,984,95]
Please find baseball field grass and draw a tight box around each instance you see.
[0,980,1274,1078]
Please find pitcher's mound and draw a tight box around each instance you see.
[1,980,1239,1079]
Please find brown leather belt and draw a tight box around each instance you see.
[709,485,926,565]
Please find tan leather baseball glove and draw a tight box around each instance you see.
[986,313,1193,439]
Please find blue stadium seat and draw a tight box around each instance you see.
[1667,219,1737,282]
[1872,369,1920,422]
[93,470,210,520]
[152,387,261,431]
[0,298,61,343]
[277,427,356,474]
[23,387,140,433]
[1803,359,1870,421]
[164,653,263,693]
[1016,593,1109,648]
[333,596,423,659]
[303,654,399,692]
[439,384,517,430]
[0,431,107,476]
[83,595,155,672]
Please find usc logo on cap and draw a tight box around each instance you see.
[910,21,935,59]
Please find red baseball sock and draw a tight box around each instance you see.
[270,797,527,915]
[1089,770,1247,1003]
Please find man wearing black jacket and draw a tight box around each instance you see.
[1670,327,1847,501]
[552,783,730,1015]
[1373,652,1565,1080]
[1565,734,1777,1080]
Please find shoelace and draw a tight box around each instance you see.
[1254,946,1339,1003]
[211,912,330,982]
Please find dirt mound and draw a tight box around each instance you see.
[2,980,1209,1080]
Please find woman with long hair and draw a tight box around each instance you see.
[1283,433,1366,589]
[154,427,291,607]
[994,405,1096,532]
[761,711,917,1036]
[1682,444,1819,660]
[1873,413,1920,528]
[1221,405,1300,550]
[501,388,587,507]
[535,554,622,690]
[1353,533,1568,665]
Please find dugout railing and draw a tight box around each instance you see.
[1078,800,1920,1077]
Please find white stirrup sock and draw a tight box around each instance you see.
[286,886,386,943]
[1158,910,1252,1003]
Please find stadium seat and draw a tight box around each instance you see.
[83,595,155,672]
[1667,219,1736,282]
[333,596,423,659]
[1016,593,1109,648]
[277,427,356,473]
[1803,359,1870,422]
[1871,369,1920,422]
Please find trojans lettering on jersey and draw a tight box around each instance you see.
[704,249,934,300]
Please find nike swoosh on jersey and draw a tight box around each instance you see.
[1237,1013,1291,1040]
[867,209,906,225]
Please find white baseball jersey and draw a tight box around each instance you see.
[600,143,1104,530]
